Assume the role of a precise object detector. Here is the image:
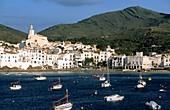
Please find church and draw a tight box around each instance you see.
[20,25,48,48]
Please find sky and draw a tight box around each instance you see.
[0,0,170,33]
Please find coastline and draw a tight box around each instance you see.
[1,68,170,74]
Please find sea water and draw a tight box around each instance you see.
[0,72,170,110]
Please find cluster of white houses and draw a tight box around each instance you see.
[0,25,169,70]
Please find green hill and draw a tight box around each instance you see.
[0,24,27,44]
[39,6,170,40]
[39,6,170,55]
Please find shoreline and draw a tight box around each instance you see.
[0,68,170,74]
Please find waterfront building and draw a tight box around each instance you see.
[162,54,170,67]
[109,55,126,69]
[125,52,153,70]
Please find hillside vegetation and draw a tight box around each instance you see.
[0,24,27,44]
[38,6,170,55]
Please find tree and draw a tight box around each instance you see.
[85,58,94,65]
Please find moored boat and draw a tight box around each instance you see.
[52,78,62,90]
[145,101,161,110]
[99,75,106,81]
[135,83,144,89]
[101,80,111,87]
[53,89,73,110]
[10,80,22,90]
[159,89,166,92]
[35,76,46,80]
[104,94,124,101]
[90,74,101,77]
[101,57,111,87]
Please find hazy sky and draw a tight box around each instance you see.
[0,0,170,33]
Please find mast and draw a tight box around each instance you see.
[66,89,68,103]
[107,56,110,83]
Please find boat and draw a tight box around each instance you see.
[17,73,22,75]
[5,72,10,75]
[53,89,73,110]
[101,58,111,87]
[99,76,106,81]
[138,79,146,86]
[10,80,22,90]
[90,74,101,77]
[101,80,111,87]
[159,89,166,92]
[135,83,144,89]
[99,72,106,81]
[52,78,62,90]
[145,101,161,110]
[35,76,46,80]
[138,75,146,86]
[104,94,124,101]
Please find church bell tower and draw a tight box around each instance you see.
[28,25,35,39]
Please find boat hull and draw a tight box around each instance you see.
[35,77,46,80]
[90,75,101,77]
[99,77,106,81]
[54,103,72,110]
[10,85,22,90]
[135,84,144,89]
[104,94,124,101]
[101,83,111,87]
[53,84,62,89]
[145,101,161,110]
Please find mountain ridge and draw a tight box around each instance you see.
[39,6,170,41]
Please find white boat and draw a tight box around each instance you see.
[52,78,62,90]
[159,89,166,92]
[5,72,10,75]
[99,75,106,81]
[35,76,46,80]
[10,80,22,90]
[138,75,146,86]
[138,79,146,86]
[53,89,73,110]
[101,80,111,87]
[135,83,144,89]
[104,94,124,101]
[145,101,161,110]
[101,58,111,87]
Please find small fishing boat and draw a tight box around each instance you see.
[138,75,146,86]
[53,89,73,110]
[35,76,46,80]
[145,101,161,110]
[99,73,106,81]
[17,73,22,75]
[52,78,62,90]
[101,59,111,87]
[10,80,22,90]
[135,83,144,89]
[5,72,10,75]
[104,94,124,101]
[90,74,101,77]
[101,80,111,87]
[159,89,166,92]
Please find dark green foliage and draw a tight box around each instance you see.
[85,58,94,65]
[38,6,170,55]
[0,24,27,44]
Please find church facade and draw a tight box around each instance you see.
[20,25,48,48]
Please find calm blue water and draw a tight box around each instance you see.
[0,72,170,110]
